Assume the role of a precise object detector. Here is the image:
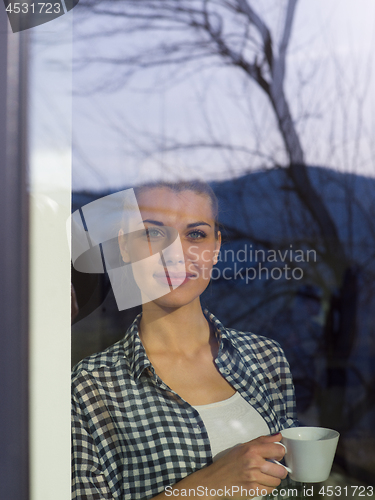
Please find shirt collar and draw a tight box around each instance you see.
[202,308,237,346]
[123,309,238,380]
[122,313,151,380]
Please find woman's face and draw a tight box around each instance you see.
[118,187,221,309]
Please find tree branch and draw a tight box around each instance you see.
[235,0,273,69]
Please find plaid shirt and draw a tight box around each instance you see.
[72,310,298,500]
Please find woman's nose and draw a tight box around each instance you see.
[162,236,185,266]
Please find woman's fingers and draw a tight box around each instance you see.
[260,460,289,480]
[262,442,286,461]
[240,435,288,482]
[245,467,285,487]
[242,437,286,462]
[205,434,288,496]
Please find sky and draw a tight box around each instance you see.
[29,0,375,192]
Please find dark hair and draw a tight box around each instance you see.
[134,180,220,238]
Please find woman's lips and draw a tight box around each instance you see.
[153,271,194,287]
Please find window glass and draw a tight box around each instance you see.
[71,0,375,493]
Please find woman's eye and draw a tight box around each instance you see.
[145,228,164,239]
[188,230,206,240]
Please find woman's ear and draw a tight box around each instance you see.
[118,229,130,263]
[213,231,221,265]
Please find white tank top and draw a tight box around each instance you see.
[194,391,269,460]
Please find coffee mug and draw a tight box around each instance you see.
[279,427,339,482]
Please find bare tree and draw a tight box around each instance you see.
[75,0,347,275]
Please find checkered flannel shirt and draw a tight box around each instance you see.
[72,310,298,500]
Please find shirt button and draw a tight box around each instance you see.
[223,369,230,375]
[250,398,257,404]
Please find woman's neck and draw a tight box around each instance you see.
[139,299,211,355]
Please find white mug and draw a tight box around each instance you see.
[280,426,339,483]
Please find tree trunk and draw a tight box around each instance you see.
[268,84,346,282]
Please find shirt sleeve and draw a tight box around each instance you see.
[273,343,299,430]
[72,382,113,500]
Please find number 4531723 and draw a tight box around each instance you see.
[6,3,62,14]
[318,485,374,497]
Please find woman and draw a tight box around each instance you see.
[72,181,298,499]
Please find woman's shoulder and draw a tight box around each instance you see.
[227,327,284,355]
[72,337,127,379]
[205,309,285,358]
[72,314,140,380]
[226,327,291,376]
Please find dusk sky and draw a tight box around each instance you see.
[29,0,375,192]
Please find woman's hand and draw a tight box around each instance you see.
[201,432,287,497]
[154,433,287,499]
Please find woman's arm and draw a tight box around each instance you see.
[152,433,287,500]
[73,398,286,500]
[72,393,113,500]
